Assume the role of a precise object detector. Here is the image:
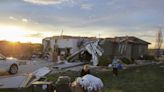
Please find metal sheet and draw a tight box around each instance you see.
[0,75,28,88]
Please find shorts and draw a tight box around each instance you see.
[112,68,118,76]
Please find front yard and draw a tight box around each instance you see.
[47,63,164,92]
[2,63,164,92]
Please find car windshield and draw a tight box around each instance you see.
[0,54,6,60]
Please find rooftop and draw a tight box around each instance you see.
[106,36,151,45]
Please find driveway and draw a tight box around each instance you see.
[18,59,53,75]
[0,59,53,77]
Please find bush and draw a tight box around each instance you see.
[121,57,133,64]
[144,55,155,60]
[98,56,112,66]
[138,55,155,60]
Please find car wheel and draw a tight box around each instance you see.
[9,64,18,74]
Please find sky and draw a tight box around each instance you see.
[0,0,164,48]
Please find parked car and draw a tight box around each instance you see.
[0,54,19,74]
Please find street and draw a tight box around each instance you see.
[18,59,53,75]
[0,59,53,78]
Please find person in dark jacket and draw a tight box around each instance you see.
[80,64,90,77]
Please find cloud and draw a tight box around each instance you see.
[23,0,66,5]
[22,18,28,22]
[24,33,44,38]
[9,16,17,21]
[9,16,29,23]
[80,4,93,10]
[138,34,155,38]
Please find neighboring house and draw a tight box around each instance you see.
[101,36,151,59]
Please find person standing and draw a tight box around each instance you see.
[112,56,119,76]
[80,64,90,77]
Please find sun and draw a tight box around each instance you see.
[0,26,27,42]
[10,41,17,45]
[0,25,41,43]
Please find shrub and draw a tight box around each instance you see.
[121,57,133,64]
[144,55,155,60]
[98,56,112,66]
[138,55,155,60]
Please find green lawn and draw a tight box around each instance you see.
[47,63,164,92]
[2,63,164,92]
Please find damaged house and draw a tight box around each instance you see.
[42,36,150,64]
[101,36,151,59]
[42,36,97,62]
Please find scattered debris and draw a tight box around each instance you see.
[26,67,51,87]
[85,41,103,66]
[32,67,51,79]
[67,48,85,62]
[0,75,29,88]
[156,61,163,64]
[0,67,51,88]
[31,81,53,92]
[108,64,112,68]
[53,62,85,70]
[160,66,164,68]
[67,40,104,66]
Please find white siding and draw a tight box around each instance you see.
[43,38,79,54]
[50,38,56,51]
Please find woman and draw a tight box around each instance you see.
[80,64,90,77]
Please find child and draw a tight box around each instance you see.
[112,57,119,76]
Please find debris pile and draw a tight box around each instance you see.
[0,67,51,88]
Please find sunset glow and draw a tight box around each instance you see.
[0,0,163,48]
[0,25,41,43]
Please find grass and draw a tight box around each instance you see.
[101,64,164,92]
[46,63,164,92]
[1,63,164,92]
